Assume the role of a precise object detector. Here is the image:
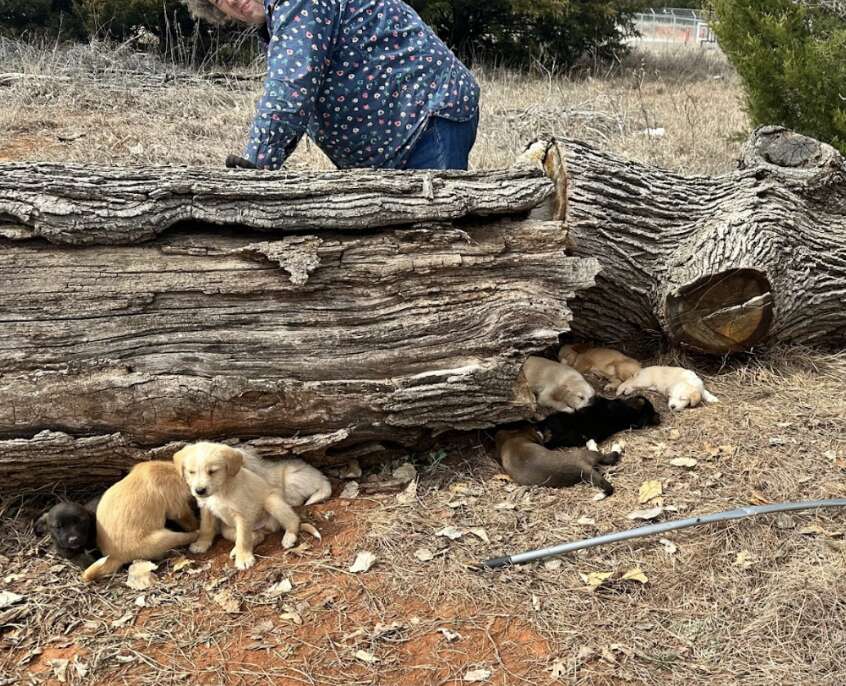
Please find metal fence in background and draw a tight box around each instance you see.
[631,7,718,48]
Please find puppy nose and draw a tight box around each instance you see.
[194,487,207,496]
[67,536,80,546]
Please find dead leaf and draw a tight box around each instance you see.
[414,548,434,562]
[396,479,418,505]
[659,538,678,554]
[264,579,293,598]
[464,668,492,682]
[279,607,303,625]
[354,649,379,665]
[576,646,596,663]
[621,567,648,584]
[435,526,464,540]
[735,550,755,569]
[581,571,615,589]
[549,658,567,679]
[638,480,663,504]
[668,429,681,441]
[577,516,596,526]
[171,558,194,573]
[373,622,404,639]
[0,591,24,609]
[581,567,648,591]
[670,457,698,469]
[750,490,772,505]
[126,561,157,590]
[340,481,360,499]
[110,612,135,628]
[592,491,608,501]
[467,527,490,543]
[349,551,377,573]
[392,463,417,483]
[494,501,517,510]
[73,658,88,679]
[134,595,147,608]
[438,627,461,642]
[49,658,69,683]
[213,589,241,614]
[627,506,664,521]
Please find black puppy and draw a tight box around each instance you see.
[35,498,100,568]
[539,395,660,448]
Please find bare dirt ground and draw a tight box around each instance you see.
[1,38,845,686]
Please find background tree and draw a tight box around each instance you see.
[709,0,846,154]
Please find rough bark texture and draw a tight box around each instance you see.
[564,126,846,353]
[0,159,596,489]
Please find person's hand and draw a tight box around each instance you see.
[225,155,258,169]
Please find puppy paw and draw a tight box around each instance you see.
[611,441,624,454]
[282,532,297,549]
[190,539,213,554]
[234,551,255,570]
[585,439,598,451]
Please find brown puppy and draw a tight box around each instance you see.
[174,442,318,571]
[495,427,622,495]
[559,344,642,390]
[521,356,595,414]
[82,462,199,582]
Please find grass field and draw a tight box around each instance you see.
[1,37,845,686]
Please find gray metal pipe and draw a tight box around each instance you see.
[480,498,846,569]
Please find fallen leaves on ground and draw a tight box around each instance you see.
[670,457,698,469]
[349,551,377,573]
[264,578,293,598]
[581,566,648,591]
[354,649,379,665]
[126,561,157,590]
[638,480,663,504]
[464,667,492,682]
[213,589,241,614]
[627,506,664,521]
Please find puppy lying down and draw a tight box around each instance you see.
[82,462,199,582]
[559,344,642,390]
[174,442,330,570]
[521,356,595,413]
[496,427,622,496]
[35,496,100,568]
[617,366,718,410]
[540,395,660,449]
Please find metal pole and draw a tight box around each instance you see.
[480,499,846,569]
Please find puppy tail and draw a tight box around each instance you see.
[81,555,123,583]
[300,523,322,541]
[702,390,720,404]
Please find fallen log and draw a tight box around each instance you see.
[564,126,846,353]
[0,159,595,489]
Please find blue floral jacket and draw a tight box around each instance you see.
[244,0,480,170]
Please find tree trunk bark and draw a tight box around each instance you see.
[0,160,596,489]
[563,126,846,353]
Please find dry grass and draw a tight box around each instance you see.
[0,38,746,174]
[2,36,845,686]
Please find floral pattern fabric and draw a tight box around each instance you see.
[245,0,480,170]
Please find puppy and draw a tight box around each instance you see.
[521,356,595,413]
[495,427,622,495]
[559,344,642,390]
[35,496,100,568]
[82,462,199,582]
[241,449,332,507]
[539,395,661,448]
[617,366,719,411]
[174,442,320,571]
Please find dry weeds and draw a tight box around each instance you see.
[1,36,844,686]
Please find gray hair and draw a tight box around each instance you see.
[183,0,231,25]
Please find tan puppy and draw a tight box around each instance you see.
[81,461,199,582]
[559,344,642,390]
[242,449,332,507]
[521,356,595,413]
[616,365,719,411]
[173,442,319,570]
[495,427,622,495]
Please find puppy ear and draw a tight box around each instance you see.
[34,512,49,537]
[172,447,187,478]
[690,390,702,407]
[223,447,243,477]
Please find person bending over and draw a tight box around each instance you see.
[185,0,481,171]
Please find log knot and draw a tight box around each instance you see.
[237,237,323,285]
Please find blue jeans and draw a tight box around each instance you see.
[401,110,480,170]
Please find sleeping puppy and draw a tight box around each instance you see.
[35,496,100,568]
[82,462,199,582]
[521,356,595,413]
[241,449,332,507]
[559,344,642,390]
[495,427,622,495]
[539,395,660,448]
[617,366,719,411]
[174,442,321,571]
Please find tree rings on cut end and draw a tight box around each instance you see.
[665,269,774,354]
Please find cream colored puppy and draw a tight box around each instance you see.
[82,461,198,582]
[559,344,642,390]
[173,442,319,570]
[241,450,332,507]
[616,366,719,411]
[522,356,595,413]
